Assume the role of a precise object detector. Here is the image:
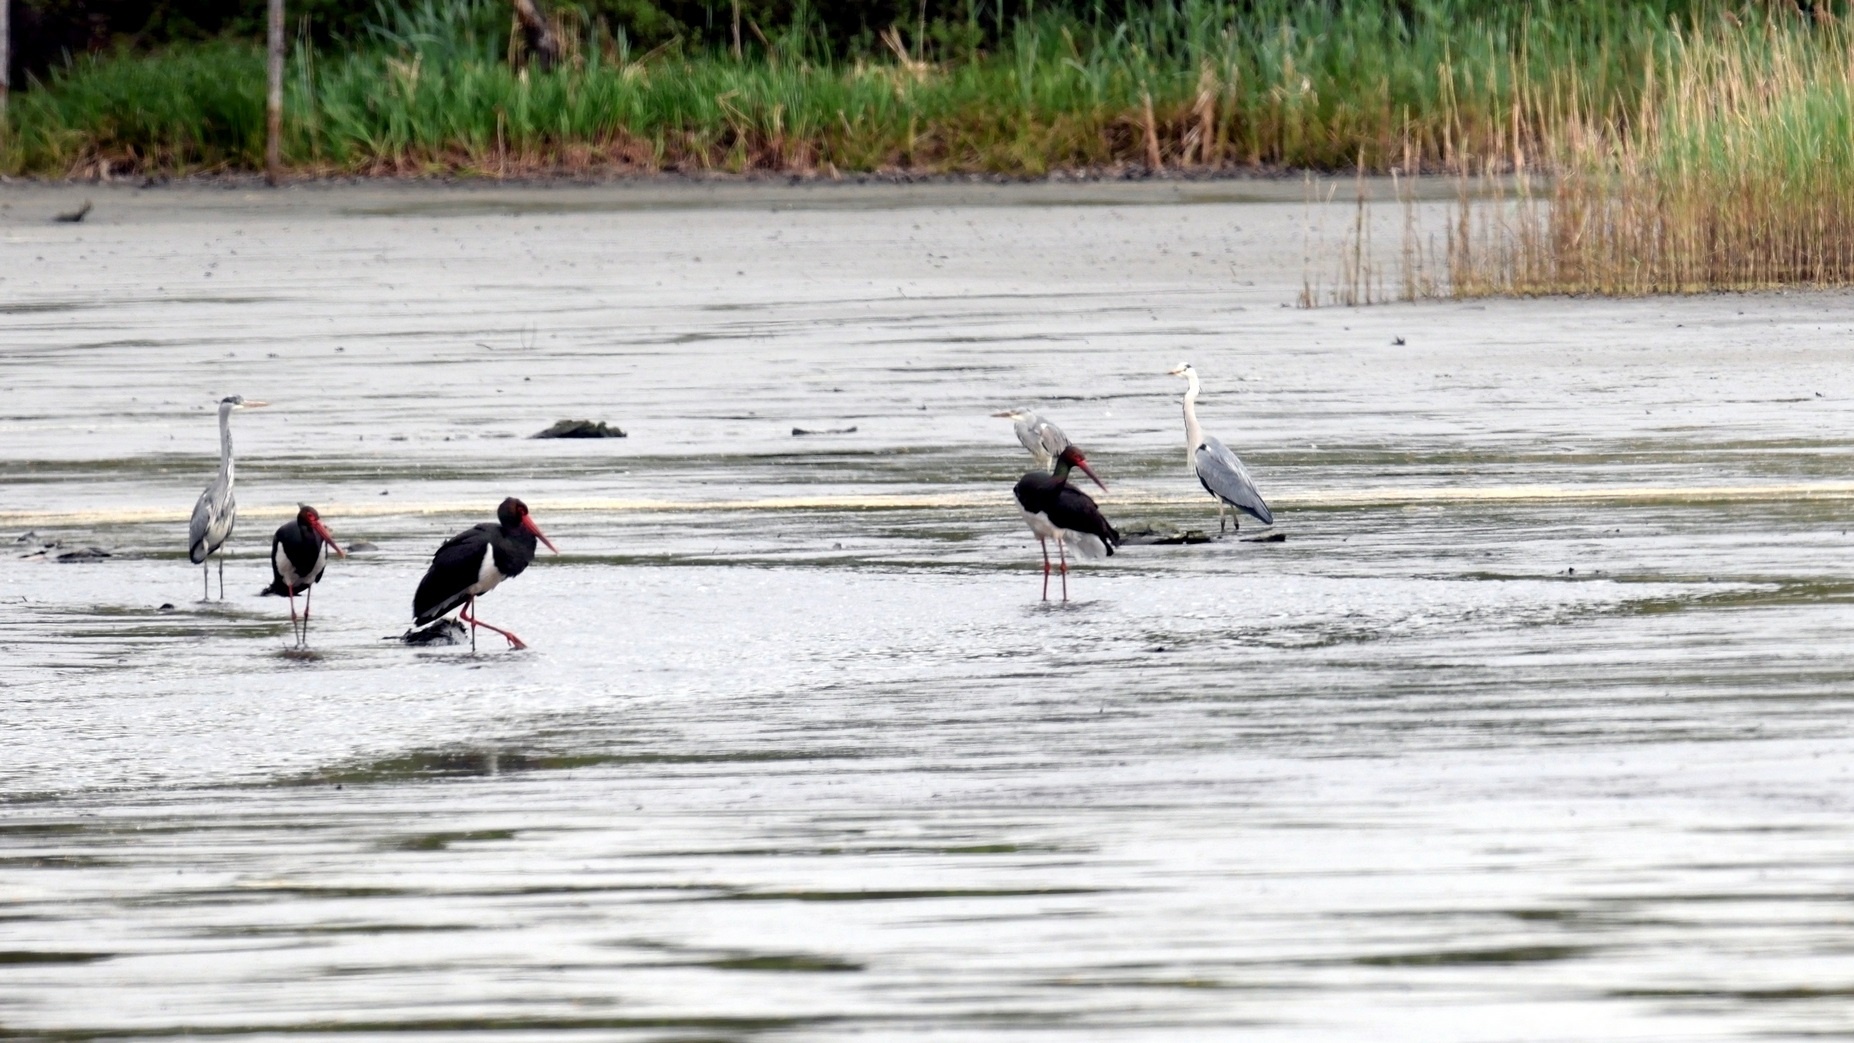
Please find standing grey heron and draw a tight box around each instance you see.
[188,395,267,600]
[992,407,1071,470]
[1168,363,1273,533]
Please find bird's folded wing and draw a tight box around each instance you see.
[1196,436,1274,524]
[187,491,217,561]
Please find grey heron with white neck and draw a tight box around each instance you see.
[1168,363,1272,533]
[188,395,267,600]
[991,407,1071,470]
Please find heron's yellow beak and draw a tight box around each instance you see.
[240,400,271,409]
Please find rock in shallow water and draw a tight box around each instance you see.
[533,419,626,439]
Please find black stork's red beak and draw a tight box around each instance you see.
[1073,454,1107,492]
[521,514,559,554]
[308,514,345,557]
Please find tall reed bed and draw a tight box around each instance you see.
[1409,10,1854,298]
[3,0,1686,178]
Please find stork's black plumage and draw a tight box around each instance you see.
[267,506,339,595]
[265,505,343,647]
[412,497,556,650]
[1013,445,1120,601]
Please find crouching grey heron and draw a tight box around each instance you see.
[1168,363,1273,533]
[188,395,267,600]
[992,407,1071,470]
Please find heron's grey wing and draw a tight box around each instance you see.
[1012,414,1050,467]
[1195,436,1274,525]
[1030,416,1070,460]
[188,485,217,563]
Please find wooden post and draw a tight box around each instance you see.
[266,0,284,185]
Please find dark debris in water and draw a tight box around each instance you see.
[703,953,864,973]
[533,419,627,439]
[383,829,519,852]
[792,425,858,436]
[293,746,857,788]
[1353,944,1589,967]
[14,535,112,561]
[1117,522,1216,545]
[0,950,111,964]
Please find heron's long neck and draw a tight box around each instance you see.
[217,408,235,481]
[1181,376,1203,459]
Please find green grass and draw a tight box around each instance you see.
[2,0,1698,178]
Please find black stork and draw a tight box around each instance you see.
[412,497,558,650]
[265,504,345,646]
[1012,444,1121,602]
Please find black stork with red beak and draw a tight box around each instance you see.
[265,504,344,646]
[412,497,557,650]
[1013,444,1120,602]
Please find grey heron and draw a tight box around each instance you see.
[188,395,267,600]
[1013,444,1120,602]
[1168,363,1273,533]
[992,407,1071,470]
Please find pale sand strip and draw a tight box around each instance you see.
[6,480,1854,528]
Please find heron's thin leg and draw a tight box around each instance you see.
[460,600,526,650]
[217,552,225,600]
[1039,536,1050,601]
[1057,538,1069,603]
[1218,501,1227,534]
[201,562,209,602]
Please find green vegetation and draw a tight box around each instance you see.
[13,0,1854,298]
[1411,12,1854,297]
[4,0,1706,178]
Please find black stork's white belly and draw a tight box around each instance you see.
[273,540,328,590]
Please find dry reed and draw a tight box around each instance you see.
[1386,9,1854,300]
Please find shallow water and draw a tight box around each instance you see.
[4,182,1854,1041]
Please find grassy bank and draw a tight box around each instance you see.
[3,0,1691,178]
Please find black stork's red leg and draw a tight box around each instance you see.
[1039,535,1051,601]
[460,598,527,650]
[1057,538,1069,602]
